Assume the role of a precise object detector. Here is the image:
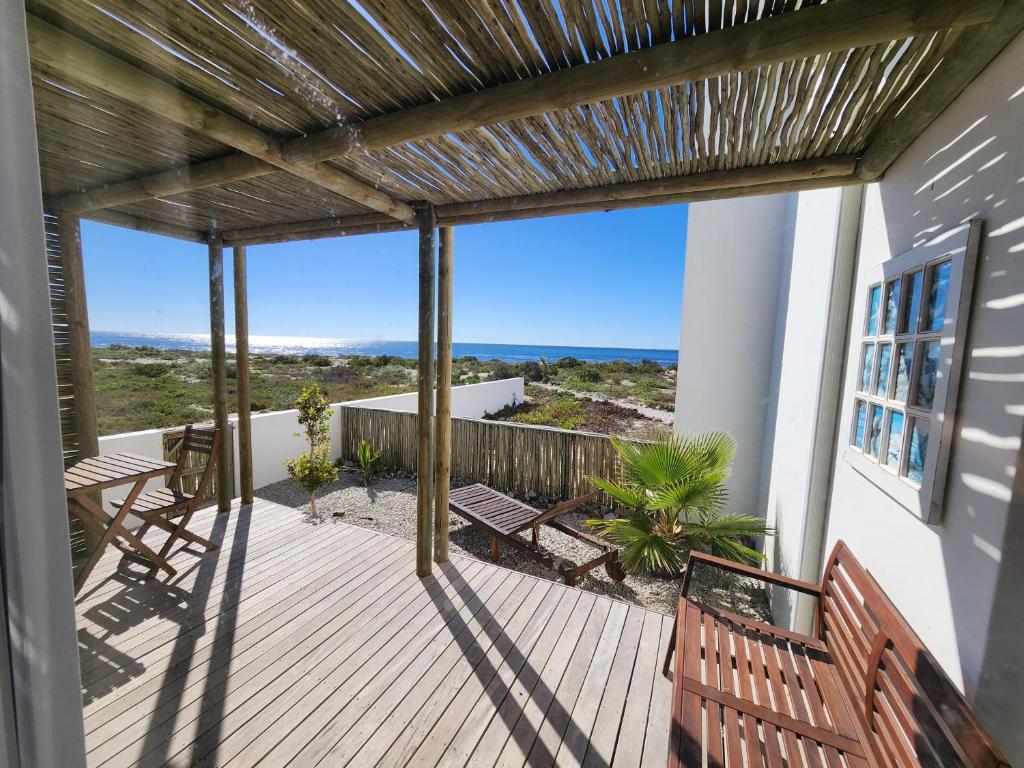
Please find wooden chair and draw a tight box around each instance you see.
[449,483,625,586]
[113,426,220,573]
[664,541,1010,767]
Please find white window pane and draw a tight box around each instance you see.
[925,260,951,332]
[868,404,884,458]
[913,341,940,409]
[893,342,914,402]
[852,400,867,449]
[866,284,881,335]
[883,278,901,335]
[874,343,892,397]
[884,410,905,469]
[905,417,929,484]
[860,344,875,392]
[900,270,923,334]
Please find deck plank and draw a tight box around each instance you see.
[75,498,672,767]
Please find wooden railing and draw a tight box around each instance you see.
[337,406,622,500]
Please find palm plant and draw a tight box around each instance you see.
[586,432,772,575]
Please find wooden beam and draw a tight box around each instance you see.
[223,168,862,246]
[27,15,415,223]
[286,0,1001,161]
[81,208,207,243]
[434,227,453,565]
[416,205,437,577]
[58,212,101,553]
[233,244,253,505]
[208,234,232,512]
[51,0,997,213]
[858,0,1024,179]
[61,153,266,215]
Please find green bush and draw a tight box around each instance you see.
[519,361,544,382]
[130,363,168,378]
[285,384,338,518]
[574,365,603,383]
[303,354,332,367]
[557,356,582,367]
[512,397,585,431]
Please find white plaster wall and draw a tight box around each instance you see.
[762,188,844,626]
[675,194,793,519]
[99,377,524,515]
[823,35,1024,762]
[98,428,173,529]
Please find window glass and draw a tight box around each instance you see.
[868,404,884,458]
[926,260,951,332]
[893,342,914,402]
[913,341,940,409]
[900,270,923,334]
[852,400,867,449]
[884,410,904,469]
[860,344,875,392]
[883,278,901,335]
[906,417,929,484]
[874,343,892,396]
[866,284,881,335]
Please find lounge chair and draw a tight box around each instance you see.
[448,483,625,586]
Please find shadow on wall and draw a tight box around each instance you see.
[877,71,1024,761]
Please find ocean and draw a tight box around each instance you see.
[91,331,679,366]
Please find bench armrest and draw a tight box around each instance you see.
[681,551,822,599]
[532,490,601,527]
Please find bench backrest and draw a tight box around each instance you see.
[819,541,1009,767]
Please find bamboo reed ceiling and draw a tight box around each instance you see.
[26,0,1019,242]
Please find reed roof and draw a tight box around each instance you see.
[26,0,1020,243]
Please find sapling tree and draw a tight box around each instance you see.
[285,384,338,518]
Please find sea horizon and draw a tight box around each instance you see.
[91,330,679,366]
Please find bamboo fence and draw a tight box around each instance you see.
[338,406,622,500]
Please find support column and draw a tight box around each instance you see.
[416,205,437,576]
[434,227,453,564]
[208,234,232,512]
[59,213,101,551]
[233,244,253,505]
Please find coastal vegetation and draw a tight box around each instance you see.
[91,344,676,436]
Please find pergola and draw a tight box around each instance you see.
[28,0,1022,577]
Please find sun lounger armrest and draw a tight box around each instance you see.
[681,551,822,599]
[531,490,601,527]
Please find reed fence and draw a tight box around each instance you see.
[338,406,622,501]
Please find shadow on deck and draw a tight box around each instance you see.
[74,498,672,767]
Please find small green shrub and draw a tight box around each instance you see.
[285,384,338,517]
[131,363,168,378]
[519,361,544,382]
[303,354,332,367]
[357,439,382,486]
[512,397,585,431]
[574,365,603,383]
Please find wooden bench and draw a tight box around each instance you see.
[665,541,1009,768]
[448,483,625,586]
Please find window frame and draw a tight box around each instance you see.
[843,221,981,524]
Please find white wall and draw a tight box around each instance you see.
[675,194,793,519]
[823,35,1024,762]
[99,377,525,518]
[762,188,845,626]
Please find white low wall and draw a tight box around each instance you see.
[97,377,524,524]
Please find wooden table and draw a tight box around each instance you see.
[65,452,178,595]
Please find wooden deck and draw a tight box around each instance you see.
[75,498,673,767]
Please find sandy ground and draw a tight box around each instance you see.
[257,472,771,619]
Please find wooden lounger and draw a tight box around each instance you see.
[449,483,625,586]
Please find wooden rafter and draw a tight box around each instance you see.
[858,0,1024,179]
[47,0,1001,216]
[27,15,415,223]
[222,159,857,244]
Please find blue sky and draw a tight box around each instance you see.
[81,204,687,349]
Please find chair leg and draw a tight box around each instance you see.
[490,535,500,562]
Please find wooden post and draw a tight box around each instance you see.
[434,227,453,564]
[416,205,436,576]
[233,244,253,505]
[208,233,232,512]
[59,212,101,551]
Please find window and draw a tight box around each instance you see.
[845,222,981,524]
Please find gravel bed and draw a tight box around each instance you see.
[256,472,770,619]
